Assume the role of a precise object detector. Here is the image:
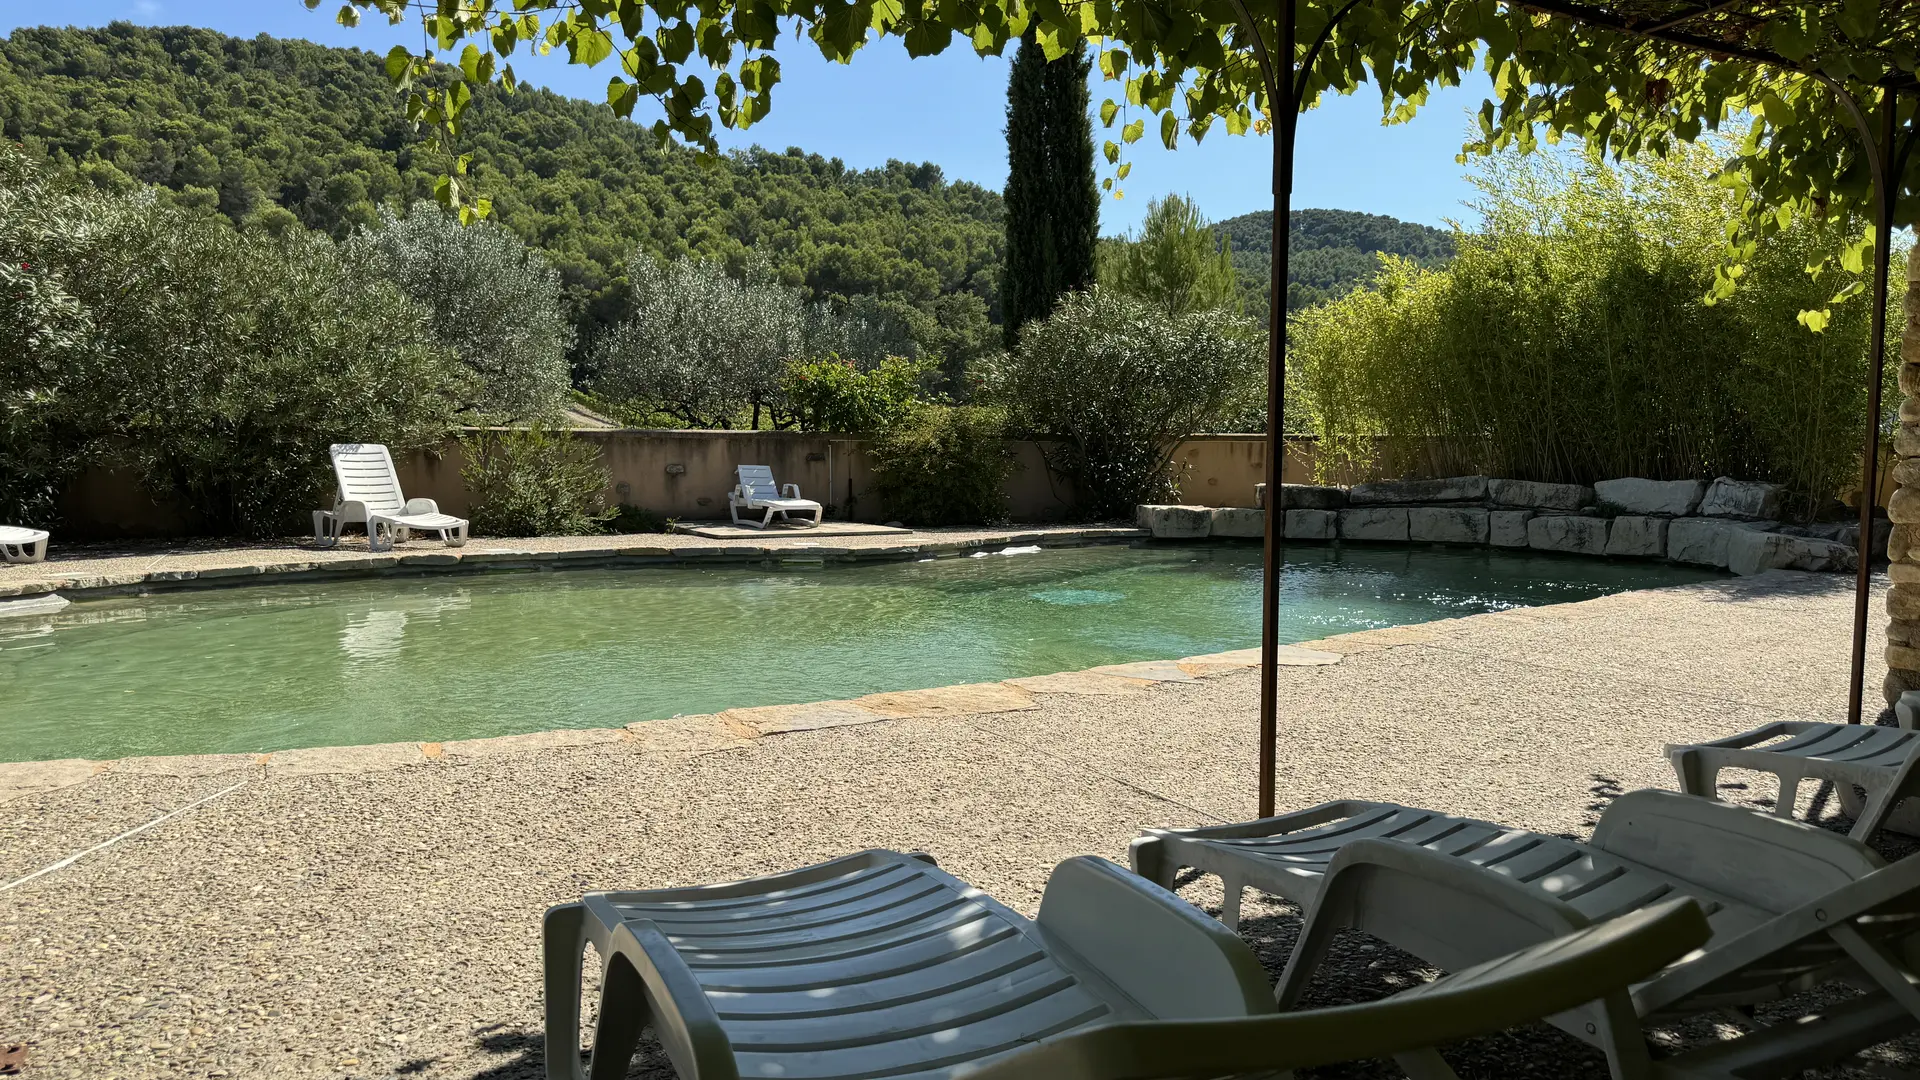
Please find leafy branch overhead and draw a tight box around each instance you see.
[327,1,1918,313]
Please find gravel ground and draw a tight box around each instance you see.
[0,569,1902,1078]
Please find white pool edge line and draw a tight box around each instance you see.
[1,779,248,892]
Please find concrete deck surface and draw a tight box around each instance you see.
[0,570,1903,1078]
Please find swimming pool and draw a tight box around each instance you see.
[0,544,1723,762]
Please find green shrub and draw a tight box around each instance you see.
[605,503,670,534]
[992,286,1263,518]
[460,427,613,536]
[783,356,934,433]
[0,147,465,535]
[871,404,1019,526]
[1289,142,1897,518]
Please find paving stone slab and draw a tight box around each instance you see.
[718,701,890,735]
[1488,478,1593,511]
[1349,475,1488,504]
[1086,660,1196,682]
[1003,671,1155,695]
[626,715,754,753]
[853,682,1038,717]
[262,742,426,776]
[1285,509,1337,540]
[1595,478,1706,516]
[436,728,629,760]
[1489,510,1533,548]
[1407,506,1489,544]
[1339,507,1410,541]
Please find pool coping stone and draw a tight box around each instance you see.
[0,525,1149,601]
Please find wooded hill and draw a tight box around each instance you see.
[1217,208,1455,312]
[0,22,1005,365]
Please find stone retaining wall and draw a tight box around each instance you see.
[1886,256,1920,703]
[1140,473,1865,578]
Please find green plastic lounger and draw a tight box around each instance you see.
[1666,716,1920,842]
[1132,789,1920,1080]
[542,848,1707,1080]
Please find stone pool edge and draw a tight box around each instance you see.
[0,641,1363,804]
[0,526,1148,603]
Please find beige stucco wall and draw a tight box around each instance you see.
[56,430,1458,536]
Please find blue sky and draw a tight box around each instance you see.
[2,1,1497,234]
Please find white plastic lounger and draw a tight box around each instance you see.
[727,464,821,529]
[544,847,1707,1080]
[1668,720,1920,842]
[1133,789,1920,1079]
[0,525,48,564]
[314,443,467,552]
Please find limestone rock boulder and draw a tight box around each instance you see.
[1276,484,1348,510]
[1527,514,1607,556]
[1285,509,1337,540]
[1408,507,1489,544]
[1699,477,1787,520]
[1603,516,1667,558]
[1898,424,1920,460]
[1348,476,1488,505]
[1668,518,1737,568]
[1726,528,1854,576]
[1891,487,1920,526]
[1340,507,1410,541]
[1488,478,1592,511]
[1209,507,1265,539]
[1594,478,1707,517]
[1140,505,1212,539]
[1489,510,1533,548]
[1888,584,1920,623]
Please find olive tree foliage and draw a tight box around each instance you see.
[590,253,913,428]
[589,255,790,428]
[0,146,465,535]
[990,286,1263,518]
[343,201,574,422]
[329,0,1918,329]
[1098,194,1242,317]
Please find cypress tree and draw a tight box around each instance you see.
[1001,29,1099,349]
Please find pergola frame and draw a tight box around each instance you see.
[1227,0,1917,817]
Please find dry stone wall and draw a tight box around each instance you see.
[1887,257,1920,703]
[1150,469,1865,578]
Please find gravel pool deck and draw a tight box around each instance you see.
[0,569,1902,1078]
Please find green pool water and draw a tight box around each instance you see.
[0,544,1723,762]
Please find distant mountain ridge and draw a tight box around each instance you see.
[1216,208,1455,311]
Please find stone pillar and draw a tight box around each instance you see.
[1886,254,1920,703]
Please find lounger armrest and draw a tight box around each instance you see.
[336,499,373,524]
[1591,789,1881,913]
[1276,837,1588,1007]
[965,897,1708,1080]
[1034,856,1272,1019]
[781,483,801,498]
[404,497,440,516]
[599,918,736,1079]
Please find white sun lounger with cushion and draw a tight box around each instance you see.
[1132,789,1920,1079]
[0,525,48,564]
[727,464,821,529]
[542,847,1706,1080]
[314,443,467,552]
[1668,719,1920,842]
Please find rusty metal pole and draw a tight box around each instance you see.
[1842,86,1900,723]
[1224,0,1296,818]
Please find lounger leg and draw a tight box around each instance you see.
[1220,872,1245,931]
[543,903,590,1080]
[1668,748,1719,799]
[448,521,467,548]
[1775,775,1803,818]
[1127,836,1178,891]
[584,954,652,1080]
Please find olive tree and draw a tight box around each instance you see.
[992,286,1263,518]
[0,146,466,535]
[589,255,808,428]
[344,201,573,422]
